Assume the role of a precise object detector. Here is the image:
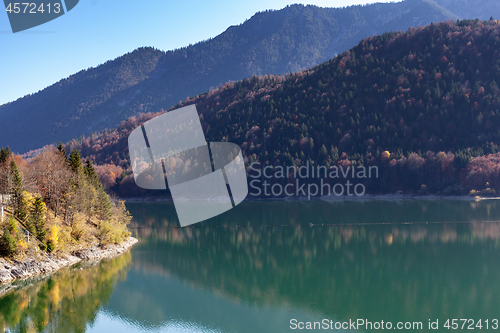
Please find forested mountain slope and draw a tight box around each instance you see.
[64,19,500,195]
[3,0,499,153]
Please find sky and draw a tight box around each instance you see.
[0,0,401,106]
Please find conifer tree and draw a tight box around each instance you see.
[30,196,46,240]
[57,142,66,156]
[0,147,11,164]
[0,216,18,256]
[9,160,24,219]
[83,158,112,221]
[84,159,100,188]
[68,149,82,173]
[97,187,112,221]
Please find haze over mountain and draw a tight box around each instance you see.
[2,0,500,153]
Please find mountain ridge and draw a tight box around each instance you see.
[60,18,500,196]
[4,0,499,153]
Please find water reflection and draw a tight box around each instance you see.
[128,199,500,229]
[0,252,132,332]
[2,200,500,333]
[105,200,500,332]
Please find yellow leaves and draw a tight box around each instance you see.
[385,233,393,245]
[49,284,60,305]
[48,225,59,247]
[97,200,131,245]
[17,240,28,252]
[0,250,132,331]
[71,212,92,242]
[21,190,36,212]
[18,296,29,311]
[381,151,391,159]
[436,151,447,160]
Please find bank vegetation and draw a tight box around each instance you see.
[0,145,131,259]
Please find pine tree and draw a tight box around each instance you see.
[9,160,24,219]
[96,188,112,221]
[57,142,66,156]
[0,216,18,256]
[68,149,82,173]
[0,147,11,164]
[84,159,100,188]
[30,196,46,240]
[330,146,339,162]
[319,145,328,159]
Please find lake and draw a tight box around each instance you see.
[1,199,500,332]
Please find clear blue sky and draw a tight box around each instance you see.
[0,0,400,106]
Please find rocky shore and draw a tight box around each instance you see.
[0,237,138,285]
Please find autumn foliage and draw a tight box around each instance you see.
[0,147,131,257]
[23,19,500,197]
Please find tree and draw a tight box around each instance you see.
[30,196,46,240]
[96,188,112,221]
[57,142,66,156]
[68,149,82,174]
[30,148,72,217]
[0,216,18,256]
[319,145,328,160]
[9,160,24,219]
[83,159,100,189]
[0,147,11,164]
[21,191,36,235]
[72,173,97,223]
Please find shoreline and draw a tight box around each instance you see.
[0,237,138,286]
[122,194,500,203]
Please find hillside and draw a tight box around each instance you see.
[3,0,499,153]
[435,0,500,21]
[0,147,131,260]
[62,19,500,196]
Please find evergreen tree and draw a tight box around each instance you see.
[57,142,66,156]
[9,160,24,219]
[84,159,100,188]
[30,196,46,240]
[0,147,11,164]
[68,149,82,173]
[77,173,97,223]
[0,216,18,256]
[96,188,112,221]
[319,145,328,160]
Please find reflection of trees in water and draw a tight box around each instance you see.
[0,252,132,332]
[127,200,500,243]
[132,222,500,323]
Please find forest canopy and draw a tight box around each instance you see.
[54,19,500,197]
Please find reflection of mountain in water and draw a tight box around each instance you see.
[104,270,323,333]
[103,200,500,332]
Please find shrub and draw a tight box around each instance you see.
[70,213,92,242]
[98,200,131,245]
[0,216,18,256]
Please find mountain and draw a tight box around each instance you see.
[3,0,500,153]
[435,0,500,20]
[65,19,500,196]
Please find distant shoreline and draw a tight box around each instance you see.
[122,194,500,203]
[0,237,138,287]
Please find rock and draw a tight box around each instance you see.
[0,237,138,287]
[0,269,13,283]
